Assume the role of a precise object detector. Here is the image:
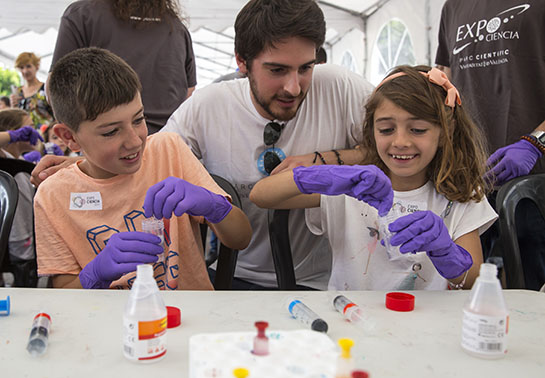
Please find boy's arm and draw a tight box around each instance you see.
[208,205,252,250]
[250,169,321,209]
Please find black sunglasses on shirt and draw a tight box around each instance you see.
[263,121,285,174]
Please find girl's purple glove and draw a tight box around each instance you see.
[293,165,393,216]
[23,150,42,163]
[389,211,473,279]
[45,143,64,156]
[484,140,542,186]
[143,176,232,223]
[7,126,44,145]
[79,231,163,289]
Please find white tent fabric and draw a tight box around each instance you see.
[0,0,446,86]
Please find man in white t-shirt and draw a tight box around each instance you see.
[162,0,374,289]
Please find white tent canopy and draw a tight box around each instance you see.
[0,0,446,86]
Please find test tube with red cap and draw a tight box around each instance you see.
[27,312,51,357]
[252,321,269,356]
[333,294,375,334]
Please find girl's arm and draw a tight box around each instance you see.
[452,229,484,289]
[249,169,321,209]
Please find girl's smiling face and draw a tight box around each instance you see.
[373,98,441,191]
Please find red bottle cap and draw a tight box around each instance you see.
[255,321,268,338]
[167,306,181,328]
[385,292,415,312]
[352,370,370,378]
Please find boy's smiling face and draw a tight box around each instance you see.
[58,93,148,179]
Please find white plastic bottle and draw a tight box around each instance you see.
[123,264,167,363]
[461,263,509,359]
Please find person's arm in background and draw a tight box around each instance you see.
[186,87,195,99]
[30,155,81,186]
[0,127,43,148]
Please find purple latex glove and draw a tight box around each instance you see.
[7,126,44,145]
[143,176,232,223]
[484,140,542,186]
[389,211,473,279]
[44,143,64,156]
[23,150,42,163]
[293,165,393,216]
[79,231,163,289]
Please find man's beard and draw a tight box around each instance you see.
[248,74,308,121]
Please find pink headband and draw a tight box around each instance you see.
[375,68,462,108]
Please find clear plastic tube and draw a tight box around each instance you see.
[332,294,376,334]
[378,207,403,260]
[27,312,51,357]
[141,217,165,263]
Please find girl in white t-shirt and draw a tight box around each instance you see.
[250,65,497,290]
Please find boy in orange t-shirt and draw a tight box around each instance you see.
[35,48,251,289]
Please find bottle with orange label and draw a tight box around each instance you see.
[123,264,167,363]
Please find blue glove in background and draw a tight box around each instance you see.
[484,140,542,186]
[389,211,473,279]
[143,177,232,223]
[23,150,42,163]
[79,231,163,289]
[293,165,393,216]
[7,126,44,145]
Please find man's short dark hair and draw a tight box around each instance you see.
[48,47,141,131]
[235,0,326,67]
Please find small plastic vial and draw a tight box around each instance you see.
[252,321,269,356]
[335,338,355,378]
[27,312,51,357]
[332,294,376,334]
[378,207,403,260]
[44,142,56,155]
[141,217,165,263]
[123,264,167,363]
[461,263,509,359]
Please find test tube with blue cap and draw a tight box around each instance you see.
[285,297,328,333]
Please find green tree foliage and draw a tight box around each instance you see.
[0,67,21,97]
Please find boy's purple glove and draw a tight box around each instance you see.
[484,140,542,186]
[79,232,163,289]
[23,150,42,163]
[293,165,393,216]
[389,211,473,279]
[143,176,232,223]
[7,126,44,145]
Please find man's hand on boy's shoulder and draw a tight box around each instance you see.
[31,155,80,187]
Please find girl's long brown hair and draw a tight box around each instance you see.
[361,65,489,203]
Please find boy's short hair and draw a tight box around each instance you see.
[48,47,142,132]
[0,96,10,107]
[15,52,41,68]
[234,0,325,68]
